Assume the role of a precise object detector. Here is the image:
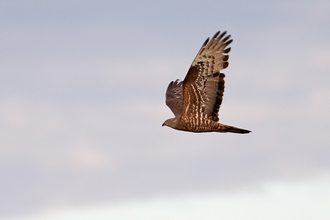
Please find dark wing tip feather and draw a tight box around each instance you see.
[226,39,233,46]
[223,55,229,61]
[167,79,183,92]
[215,98,222,106]
[223,62,229,69]
[224,47,231,53]
[202,38,210,47]
[219,72,225,78]
[212,31,221,39]
[218,31,227,41]
[222,35,231,43]
[174,79,180,84]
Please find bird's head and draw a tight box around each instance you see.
[162,118,178,128]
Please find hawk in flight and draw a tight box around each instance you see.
[162,31,250,134]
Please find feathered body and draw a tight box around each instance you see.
[163,31,250,134]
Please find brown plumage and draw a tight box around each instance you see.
[162,31,250,134]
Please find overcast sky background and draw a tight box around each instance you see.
[1,0,330,219]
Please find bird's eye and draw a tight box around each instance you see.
[169,121,171,124]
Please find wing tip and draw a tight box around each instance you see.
[212,31,221,39]
[202,37,210,47]
[224,47,231,53]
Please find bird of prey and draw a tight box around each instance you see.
[162,31,250,134]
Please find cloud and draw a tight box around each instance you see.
[3,172,330,220]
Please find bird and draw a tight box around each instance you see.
[162,31,250,134]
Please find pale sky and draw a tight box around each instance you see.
[1,0,330,219]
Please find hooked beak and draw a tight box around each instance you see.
[162,122,165,127]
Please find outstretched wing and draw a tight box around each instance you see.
[165,79,183,117]
[182,31,232,122]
